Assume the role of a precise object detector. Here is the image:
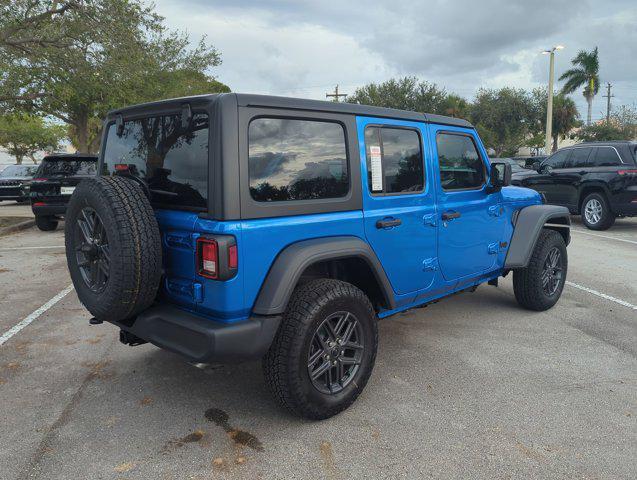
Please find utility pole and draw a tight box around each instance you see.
[326,85,347,103]
[603,82,614,124]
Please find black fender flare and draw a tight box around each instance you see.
[504,205,571,269]
[252,236,396,315]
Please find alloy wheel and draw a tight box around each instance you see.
[584,198,603,225]
[74,207,110,293]
[307,311,364,394]
[541,246,563,296]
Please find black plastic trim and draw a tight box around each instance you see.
[109,303,281,363]
[32,204,66,216]
[504,205,571,268]
[252,236,396,315]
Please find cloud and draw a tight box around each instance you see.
[154,0,637,118]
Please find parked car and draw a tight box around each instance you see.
[513,155,546,169]
[512,141,637,230]
[0,164,39,203]
[64,94,571,419]
[30,153,98,231]
[490,158,528,174]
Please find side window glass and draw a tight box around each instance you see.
[248,118,349,202]
[593,147,622,166]
[365,126,424,194]
[544,149,571,169]
[570,148,593,168]
[436,133,485,190]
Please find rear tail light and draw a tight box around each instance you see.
[33,202,46,207]
[32,178,48,182]
[196,236,237,280]
[618,169,637,175]
[114,163,129,172]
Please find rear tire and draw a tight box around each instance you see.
[513,229,567,311]
[263,279,378,420]
[35,215,58,231]
[65,176,162,322]
[581,192,615,230]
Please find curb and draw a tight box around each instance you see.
[0,219,35,237]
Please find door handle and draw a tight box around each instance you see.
[376,218,402,229]
[441,211,461,221]
[578,170,587,175]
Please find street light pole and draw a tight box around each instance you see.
[543,45,563,155]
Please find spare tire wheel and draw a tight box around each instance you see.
[64,176,162,322]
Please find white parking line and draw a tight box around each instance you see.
[0,245,65,251]
[570,229,637,245]
[0,285,74,346]
[566,281,637,310]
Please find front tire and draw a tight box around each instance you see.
[513,229,567,311]
[263,279,378,420]
[581,192,615,230]
[35,215,58,231]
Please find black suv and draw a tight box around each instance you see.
[512,141,637,230]
[30,153,98,231]
[0,164,38,203]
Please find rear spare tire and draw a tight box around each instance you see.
[65,176,162,322]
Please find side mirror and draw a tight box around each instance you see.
[532,161,541,172]
[487,162,512,193]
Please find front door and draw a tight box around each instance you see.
[431,127,505,281]
[358,117,438,296]
[524,148,573,205]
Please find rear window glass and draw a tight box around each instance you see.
[103,113,209,210]
[38,158,96,177]
[1,165,39,177]
[248,118,349,202]
[592,147,622,166]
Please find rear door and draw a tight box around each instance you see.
[358,117,438,296]
[559,147,593,208]
[102,112,211,311]
[431,127,506,281]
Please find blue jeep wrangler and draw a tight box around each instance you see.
[64,94,571,419]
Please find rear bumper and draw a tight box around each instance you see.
[32,204,67,216]
[109,304,281,363]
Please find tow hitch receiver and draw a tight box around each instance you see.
[119,330,147,346]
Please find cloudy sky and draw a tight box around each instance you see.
[154,0,637,123]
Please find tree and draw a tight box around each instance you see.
[551,94,580,151]
[577,104,637,141]
[469,88,535,157]
[0,0,229,154]
[559,47,600,125]
[440,94,469,118]
[347,77,450,114]
[0,114,66,164]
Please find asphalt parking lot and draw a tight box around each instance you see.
[0,201,635,480]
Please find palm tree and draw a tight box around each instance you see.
[551,94,580,151]
[559,47,600,125]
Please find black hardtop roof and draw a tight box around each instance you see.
[43,153,98,161]
[108,93,474,128]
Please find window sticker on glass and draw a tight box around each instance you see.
[369,145,383,192]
